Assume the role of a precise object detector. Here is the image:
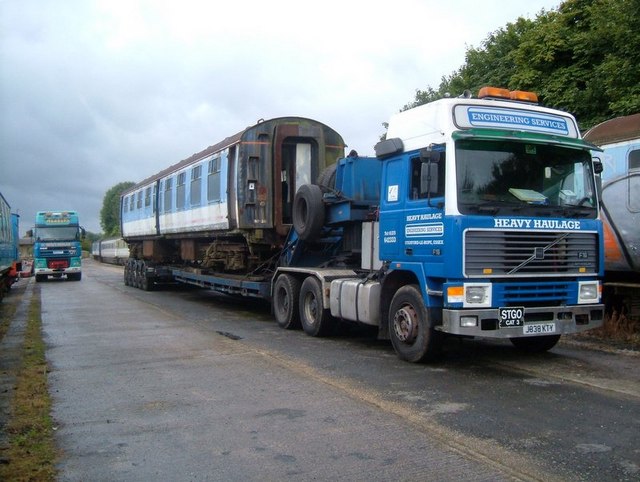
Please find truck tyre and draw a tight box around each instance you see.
[316,164,337,191]
[126,261,134,286]
[133,261,142,289]
[299,276,334,337]
[293,184,324,240]
[140,262,152,291]
[273,274,301,330]
[510,335,560,353]
[68,273,81,281]
[124,261,130,286]
[389,285,442,362]
[35,274,46,283]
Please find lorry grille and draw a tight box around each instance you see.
[494,281,572,306]
[39,246,76,257]
[464,230,598,277]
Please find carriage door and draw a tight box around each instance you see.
[281,141,311,225]
[274,124,316,235]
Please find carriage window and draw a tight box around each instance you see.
[164,178,173,213]
[144,187,151,207]
[191,165,202,205]
[630,149,640,171]
[136,191,142,209]
[208,157,221,202]
[152,185,157,214]
[629,149,640,212]
[177,172,186,210]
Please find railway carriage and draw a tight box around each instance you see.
[121,117,345,276]
[584,114,639,276]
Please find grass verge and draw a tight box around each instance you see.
[0,285,57,481]
[0,292,18,342]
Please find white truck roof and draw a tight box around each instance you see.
[386,97,581,152]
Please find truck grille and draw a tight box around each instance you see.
[464,230,599,277]
[40,246,76,257]
[494,281,572,305]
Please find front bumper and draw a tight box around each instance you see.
[441,304,604,338]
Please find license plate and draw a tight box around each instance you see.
[523,323,556,335]
[499,307,524,327]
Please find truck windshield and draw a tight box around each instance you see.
[456,139,597,218]
[35,227,80,241]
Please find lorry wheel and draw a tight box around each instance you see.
[299,276,334,337]
[510,335,561,353]
[68,273,81,281]
[35,274,46,283]
[293,184,324,240]
[273,274,301,329]
[389,285,441,362]
[124,262,130,286]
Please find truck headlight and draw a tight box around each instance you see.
[578,281,600,304]
[463,283,492,308]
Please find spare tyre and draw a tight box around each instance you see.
[316,163,337,191]
[293,184,325,240]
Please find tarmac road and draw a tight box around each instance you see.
[38,260,640,481]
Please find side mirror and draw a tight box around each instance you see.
[375,138,404,158]
[419,148,443,163]
[420,162,439,196]
[593,159,603,175]
[419,146,444,197]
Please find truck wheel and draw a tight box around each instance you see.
[273,274,301,329]
[293,184,324,240]
[68,273,81,281]
[389,285,441,362]
[510,335,560,353]
[35,274,46,283]
[124,262,130,286]
[299,276,334,337]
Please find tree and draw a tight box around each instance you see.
[100,182,135,237]
[402,0,640,130]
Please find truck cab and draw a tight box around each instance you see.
[33,211,85,282]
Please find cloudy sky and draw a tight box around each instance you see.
[1,0,560,234]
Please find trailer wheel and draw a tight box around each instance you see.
[124,261,130,286]
[126,261,134,287]
[389,285,441,362]
[293,184,324,240]
[140,262,152,291]
[133,261,142,289]
[510,335,560,353]
[273,274,301,329]
[299,276,334,337]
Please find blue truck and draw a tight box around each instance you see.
[122,90,605,362]
[32,211,85,282]
[0,193,21,300]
